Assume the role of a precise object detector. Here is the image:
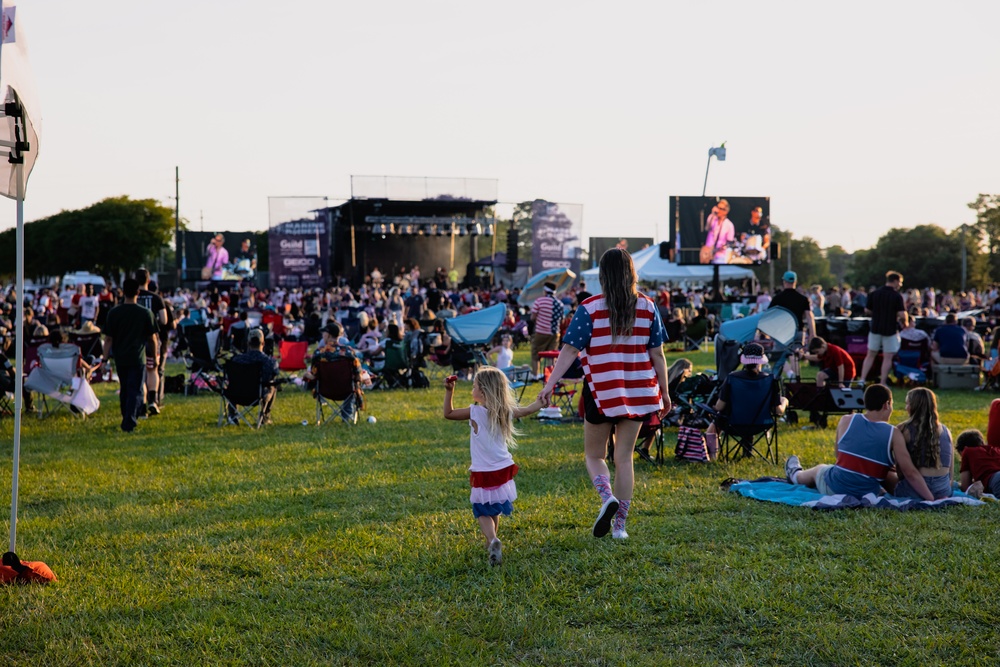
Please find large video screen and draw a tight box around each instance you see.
[669,196,771,266]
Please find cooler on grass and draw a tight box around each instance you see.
[933,365,980,390]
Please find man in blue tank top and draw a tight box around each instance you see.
[784,384,934,500]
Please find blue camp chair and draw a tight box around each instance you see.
[708,372,781,463]
[446,304,507,378]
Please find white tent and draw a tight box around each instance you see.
[581,244,757,291]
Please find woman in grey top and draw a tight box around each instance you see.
[892,388,953,499]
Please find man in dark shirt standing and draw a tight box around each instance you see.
[860,271,906,386]
[103,278,158,433]
[135,269,168,415]
[768,271,814,377]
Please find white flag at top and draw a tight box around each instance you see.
[0,1,40,199]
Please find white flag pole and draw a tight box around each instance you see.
[10,152,22,553]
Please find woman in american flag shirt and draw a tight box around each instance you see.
[540,248,670,540]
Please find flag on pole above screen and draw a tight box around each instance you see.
[0,2,40,199]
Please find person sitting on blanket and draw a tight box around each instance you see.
[703,342,788,460]
[888,387,954,499]
[784,384,934,501]
[955,429,1000,499]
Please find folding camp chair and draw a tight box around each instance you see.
[315,357,361,425]
[229,325,250,355]
[374,339,411,389]
[183,324,224,394]
[500,366,531,403]
[261,311,286,338]
[0,352,16,417]
[278,339,309,373]
[68,331,102,362]
[217,359,269,428]
[549,356,585,422]
[446,304,507,379]
[709,373,781,463]
[23,344,82,419]
[893,338,931,386]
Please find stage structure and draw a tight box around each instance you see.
[317,176,499,287]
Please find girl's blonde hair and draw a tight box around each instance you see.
[474,366,521,450]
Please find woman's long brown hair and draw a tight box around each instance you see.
[598,248,638,342]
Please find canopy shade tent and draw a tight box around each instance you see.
[580,244,756,291]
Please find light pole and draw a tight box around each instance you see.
[961,224,969,293]
[702,143,726,301]
[702,143,726,197]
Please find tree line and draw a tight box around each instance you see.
[755,194,999,292]
[0,196,177,282]
[0,194,997,292]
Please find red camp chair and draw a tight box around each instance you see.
[278,339,309,372]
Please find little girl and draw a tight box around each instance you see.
[443,367,544,566]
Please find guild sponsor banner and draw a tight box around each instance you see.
[530,200,583,275]
[269,219,330,289]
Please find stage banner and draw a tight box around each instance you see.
[268,197,332,289]
[530,200,583,275]
[269,218,330,289]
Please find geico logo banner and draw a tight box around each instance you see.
[283,258,316,267]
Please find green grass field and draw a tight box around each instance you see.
[2,348,999,666]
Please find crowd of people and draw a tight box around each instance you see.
[5,258,1000,566]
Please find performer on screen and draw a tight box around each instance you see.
[740,206,770,262]
[205,234,229,281]
[234,238,257,278]
[703,199,734,264]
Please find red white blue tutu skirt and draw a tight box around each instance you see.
[470,463,518,518]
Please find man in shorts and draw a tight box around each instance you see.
[784,384,933,501]
[860,271,906,386]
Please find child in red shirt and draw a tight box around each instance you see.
[801,336,856,388]
[957,429,1000,498]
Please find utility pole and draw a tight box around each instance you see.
[174,166,182,288]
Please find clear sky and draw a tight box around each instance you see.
[3,1,998,252]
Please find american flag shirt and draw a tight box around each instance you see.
[562,294,667,418]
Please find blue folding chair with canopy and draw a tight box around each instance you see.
[714,306,799,382]
[446,304,507,378]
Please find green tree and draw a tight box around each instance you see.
[845,224,978,291]
[825,245,852,285]
[758,226,832,288]
[0,196,177,281]
[969,194,1000,281]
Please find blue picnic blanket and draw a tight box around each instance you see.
[726,477,988,511]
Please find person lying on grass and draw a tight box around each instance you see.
[443,367,545,566]
[785,383,934,501]
[955,429,1000,499]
